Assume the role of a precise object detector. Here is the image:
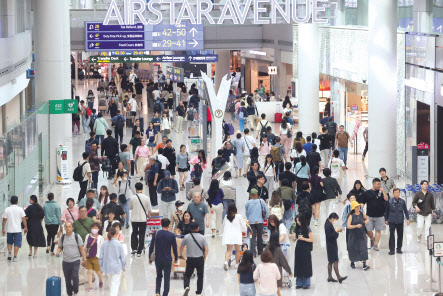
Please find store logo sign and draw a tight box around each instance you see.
[104,0,329,26]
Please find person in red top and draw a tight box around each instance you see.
[155,136,168,151]
[207,107,212,136]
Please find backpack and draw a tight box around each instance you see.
[115,115,125,129]
[247,105,255,116]
[328,121,337,135]
[213,157,224,171]
[154,101,162,114]
[89,114,97,130]
[259,122,268,139]
[194,163,203,177]
[84,138,94,153]
[60,233,81,254]
[238,108,244,120]
[73,161,87,182]
[187,108,196,121]
[101,158,112,172]
[298,196,312,216]
[271,146,282,162]
[270,205,283,221]
[227,123,234,135]
[228,102,236,113]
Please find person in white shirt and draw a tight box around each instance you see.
[157,148,170,170]
[328,150,346,188]
[2,196,27,261]
[256,114,271,139]
[128,94,138,126]
[129,182,152,257]
[78,152,93,203]
[243,128,256,174]
[129,71,137,85]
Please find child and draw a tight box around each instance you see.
[84,223,104,292]
[342,195,356,228]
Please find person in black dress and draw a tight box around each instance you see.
[325,213,347,283]
[25,195,46,258]
[347,201,370,270]
[292,214,313,289]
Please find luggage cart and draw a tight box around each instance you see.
[144,215,162,254]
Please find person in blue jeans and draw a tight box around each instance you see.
[2,195,27,262]
[238,101,247,132]
[334,125,352,168]
[149,218,178,296]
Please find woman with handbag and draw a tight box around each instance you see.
[308,166,324,226]
[61,198,79,224]
[291,214,314,289]
[42,192,62,256]
[85,223,104,292]
[176,145,190,191]
[99,226,126,296]
[253,250,281,296]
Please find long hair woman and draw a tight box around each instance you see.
[246,147,260,172]
[269,191,284,221]
[268,214,290,256]
[237,250,256,296]
[262,154,276,193]
[266,232,293,294]
[346,180,366,205]
[309,166,324,226]
[292,214,314,289]
[207,179,225,237]
[98,186,110,207]
[222,204,246,270]
[325,212,347,283]
[280,118,292,157]
[25,195,46,258]
[293,131,306,148]
[189,149,207,180]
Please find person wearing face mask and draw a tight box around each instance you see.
[170,201,185,233]
[84,223,104,292]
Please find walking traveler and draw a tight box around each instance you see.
[363,178,388,251]
[147,156,160,207]
[294,155,310,193]
[134,138,150,178]
[89,143,107,189]
[157,170,179,220]
[111,110,125,144]
[412,180,436,242]
[43,192,62,256]
[322,168,342,201]
[325,213,347,283]
[328,150,345,189]
[80,100,90,134]
[318,127,331,168]
[346,201,370,270]
[262,154,276,193]
[253,250,281,295]
[346,180,366,205]
[308,166,324,226]
[220,172,236,219]
[102,129,119,179]
[379,168,396,196]
[170,201,185,233]
[306,144,322,172]
[149,218,178,296]
[233,133,246,177]
[279,162,296,190]
[292,214,314,289]
[176,145,190,190]
[186,192,209,235]
[163,139,177,178]
[101,193,126,224]
[246,188,269,256]
[189,150,207,181]
[222,204,247,270]
[334,125,352,168]
[279,179,297,229]
[175,101,186,132]
[56,222,87,296]
[177,211,194,236]
[61,198,79,224]
[265,232,293,293]
[129,182,152,256]
[279,118,292,156]
[362,126,368,160]
[2,196,27,262]
[180,222,209,296]
[327,117,337,150]
[269,192,284,222]
[25,195,46,258]
[237,250,257,296]
[84,222,104,292]
[271,136,285,178]
[99,226,126,296]
[93,112,109,147]
[254,174,269,202]
[73,206,95,241]
[207,179,225,237]
[385,188,410,255]
[243,128,257,174]
[77,152,93,202]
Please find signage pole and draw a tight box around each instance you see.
[438,260,442,296]
[202,103,208,157]
[427,234,438,293]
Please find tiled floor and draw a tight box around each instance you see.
[1,79,443,295]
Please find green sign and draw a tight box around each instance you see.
[64,100,77,114]
[50,100,77,114]
[90,55,155,64]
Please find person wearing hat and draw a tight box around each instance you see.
[346,200,369,270]
[157,170,179,221]
[245,188,269,257]
[169,201,185,233]
[180,222,209,296]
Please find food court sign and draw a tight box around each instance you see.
[104,0,329,26]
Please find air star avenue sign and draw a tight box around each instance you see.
[104,0,329,26]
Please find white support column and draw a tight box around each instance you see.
[368,0,397,177]
[34,0,72,184]
[215,50,231,93]
[413,0,432,33]
[297,23,319,136]
[85,0,95,9]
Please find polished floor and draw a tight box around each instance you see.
[1,79,442,296]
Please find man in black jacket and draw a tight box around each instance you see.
[247,161,265,193]
[163,139,177,179]
[101,129,119,179]
[189,89,200,110]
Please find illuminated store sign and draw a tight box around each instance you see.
[104,0,329,26]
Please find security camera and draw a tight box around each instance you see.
[362,78,367,84]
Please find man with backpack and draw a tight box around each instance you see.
[327,117,338,150]
[101,129,119,179]
[189,89,200,110]
[256,114,271,141]
[76,152,93,203]
[186,104,198,136]
[85,132,99,154]
[211,149,227,177]
[88,109,98,132]
[80,100,91,134]
[153,97,164,115]
[111,110,126,144]
[279,179,297,229]
[271,136,285,180]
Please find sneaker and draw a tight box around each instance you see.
[137,253,141,257]
[373,245,379,251]
[350,262,355,269]
[388,251,395,255]
[88,288,93,292]
[363,264,370,270]
[7,253,12,261]
[131,251,137,255]
[224,261,228,271]
[13,257,18,262]
[397,249,403,254]
[125,224,130,229]
[99,282,103,288]
[183,287,190,296]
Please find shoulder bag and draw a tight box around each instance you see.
[259,198,266,219]
[136,194,149,220]
[190,232,204,256]
[85,235,97,257]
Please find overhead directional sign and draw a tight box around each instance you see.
[89,54,218,64]
[166,66,184,83]
[85,22,204,51]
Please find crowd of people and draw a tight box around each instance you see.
[2,69,436,296]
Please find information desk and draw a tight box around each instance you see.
[255,99,297,123]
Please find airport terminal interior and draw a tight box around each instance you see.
[2,0,443,295]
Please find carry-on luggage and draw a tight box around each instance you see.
[46,276,61,296]
[275,113,282,123]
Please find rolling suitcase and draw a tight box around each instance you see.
[275,113,282,123]
[46,276,61,296]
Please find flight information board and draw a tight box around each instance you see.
[85,22,204,51]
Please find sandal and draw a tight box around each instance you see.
[28,252,32,257]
